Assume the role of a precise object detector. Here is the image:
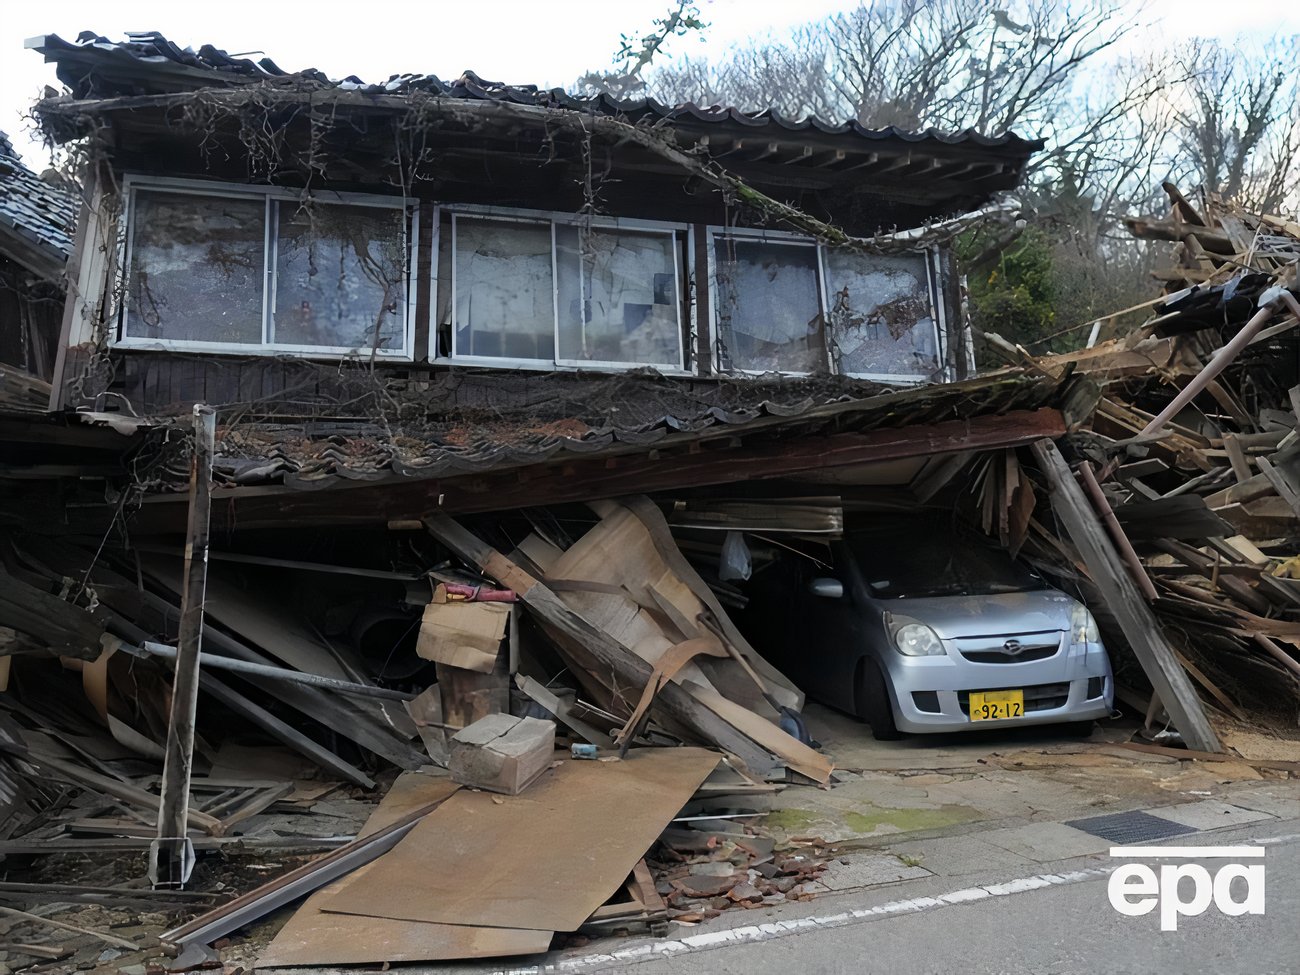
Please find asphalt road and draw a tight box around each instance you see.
[570,818,1300,975]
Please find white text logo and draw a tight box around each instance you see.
[1107,846,1265,931]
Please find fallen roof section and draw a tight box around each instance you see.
[0,131,76,282]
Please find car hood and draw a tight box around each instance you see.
[880,589,1078,640]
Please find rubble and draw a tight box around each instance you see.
[1,23,1299,975]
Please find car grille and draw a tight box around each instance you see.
[960,645,1058,664]
[953,632,1062,665]
[958,682,1070,716]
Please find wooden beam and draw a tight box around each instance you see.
[1031,439,1220,752]
[151,406,215,889]
[120,408,1067,534]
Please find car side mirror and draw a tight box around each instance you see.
[808,577,844,599]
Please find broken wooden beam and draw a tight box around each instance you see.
[1031,439,1220,751]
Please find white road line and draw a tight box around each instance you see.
[490,866,1113,975]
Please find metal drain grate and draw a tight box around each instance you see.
[1065,810,1197,844]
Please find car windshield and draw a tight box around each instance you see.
[846,521,1045,599]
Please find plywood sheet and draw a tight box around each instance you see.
[258,772,550,968]
[321,747,719,932]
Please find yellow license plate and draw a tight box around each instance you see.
[969,689,1024,721]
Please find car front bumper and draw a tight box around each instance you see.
[882,638,1114,734]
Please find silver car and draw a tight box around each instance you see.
[742,517,1114,739]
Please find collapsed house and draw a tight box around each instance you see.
[0,28,1296,973]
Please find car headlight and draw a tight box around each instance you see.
[1070,603,1100,646]
[891,618,946,656]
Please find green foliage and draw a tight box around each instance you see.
[964,228,1058,351]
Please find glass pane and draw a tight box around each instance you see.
[125,190,263,344]
[556,226,681,366]
[714,237,824,372]
[273,203,408,351]
[824,251,939,378]
[454,217,554,360]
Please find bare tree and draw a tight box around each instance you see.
[1168,36,1300,214]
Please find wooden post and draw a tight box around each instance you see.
[151,405,216,888]
[1031,439,1220,752]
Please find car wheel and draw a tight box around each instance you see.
[856,659,904,741]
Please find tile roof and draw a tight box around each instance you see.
[29,32,1043,155]
[194,369,1074,489]
[0,131,77,278]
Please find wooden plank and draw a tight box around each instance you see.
[199,676,376,789]
[1031,439,1220,751]
[515,675,607,746]
[1257,455,1300,520]
[1224,435,1253,483]
[1118,740,1300,773]
[319,748,718,931]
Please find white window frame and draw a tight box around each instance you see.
[438,203,690,375]
[820,246,944,385]
[115,174,419,360]
[707,224,945,383]
[707,226,827,378]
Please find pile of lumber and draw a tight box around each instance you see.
[985,185,1300,738]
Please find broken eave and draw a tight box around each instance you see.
[58,369,1092,535]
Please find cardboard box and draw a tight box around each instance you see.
[449,713,556,795]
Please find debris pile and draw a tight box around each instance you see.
[0,494,835,968]
[990,184,1300,734]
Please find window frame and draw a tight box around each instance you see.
[820,245,945,385]
[116,175,419,360]
[437,203,690,374]
[707,224,945,383]
[707,225,828,378]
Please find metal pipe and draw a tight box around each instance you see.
[1140,288,1300,439]
[132,640,415,702]
[152,405,215,889]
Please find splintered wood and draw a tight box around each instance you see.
[425,499,834,784]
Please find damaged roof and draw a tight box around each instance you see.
[0,132,77,280]
[192,369,1078,489]
[27,31,1043,157]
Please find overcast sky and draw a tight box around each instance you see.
[4,0,1300,168]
